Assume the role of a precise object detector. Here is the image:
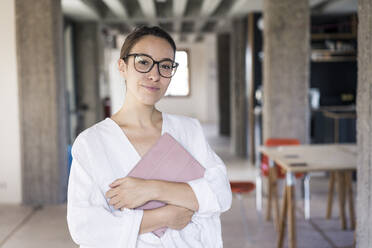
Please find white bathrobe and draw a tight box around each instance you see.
[67,112,232,248]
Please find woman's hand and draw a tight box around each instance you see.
[162,205,194,230]
[105,177,157,210]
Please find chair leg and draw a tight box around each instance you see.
[287,179,296,248]
[326,172,335,219]
[337,172,347,230]
[266,165,273,221]
[345,171,356,230]
[272,166,280,231]
[256,172,263,212]
[304,173,311,220]
[277,186,288,248]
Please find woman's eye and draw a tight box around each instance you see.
[161,64,172,70]
[138,60,149,65]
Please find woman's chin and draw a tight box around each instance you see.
[139,95,162,106]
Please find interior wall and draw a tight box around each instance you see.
[0,0,22,203]
[107,48,126,115]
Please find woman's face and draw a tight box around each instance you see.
[119,35,175,106]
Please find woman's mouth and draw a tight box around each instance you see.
[142,85,160,92]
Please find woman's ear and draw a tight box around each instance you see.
[118,59,127,78]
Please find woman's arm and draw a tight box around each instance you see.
[152,180,199,211]
[106,118,232,216]
[139,204,194,234]
[68,155,143,248]
[106,177,198,211]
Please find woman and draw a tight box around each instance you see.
[67,26,232,248]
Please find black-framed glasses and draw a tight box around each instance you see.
[123,53,179,78]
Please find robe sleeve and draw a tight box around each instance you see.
[186,119,232,217]
[67,135,143,248]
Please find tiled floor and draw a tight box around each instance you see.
[0,123,355,247]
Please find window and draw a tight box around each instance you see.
[165,50,190,97]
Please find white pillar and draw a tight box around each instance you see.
[0,0,22,203]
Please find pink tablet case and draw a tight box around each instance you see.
[127,132,205,237]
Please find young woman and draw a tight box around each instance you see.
[67,26,232,248]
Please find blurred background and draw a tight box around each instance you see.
[0,0,364,247]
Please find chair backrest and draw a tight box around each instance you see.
[265,138,300,147]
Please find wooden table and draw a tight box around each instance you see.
[259,144,356,248]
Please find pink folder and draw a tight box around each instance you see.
[127,132,205,237]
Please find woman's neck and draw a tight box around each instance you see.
[112,94,161,128]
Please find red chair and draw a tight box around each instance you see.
[261,138,303,225]
[230,181,255,194]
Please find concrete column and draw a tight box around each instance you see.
[15,0,68,204]
[217,33,231,136]
[74,23,103,134]
[230,18,248,157]
[356,0,372,246]
[262,0,310,144]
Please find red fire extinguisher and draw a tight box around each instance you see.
[103,97,111,118]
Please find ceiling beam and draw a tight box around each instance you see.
[228,0,262,17]
[215,0,263,32]
[200,0,223,16]
[81,0,103,18]
[173,0,188,34]
[138,0,157,25]
[103,15,230,24]
[62,0,100,20]
[101,0,135,31]
[102,0,129,19]
[310,0,332,8]
[192,0,223,42]
[173,0,188,17]
[310,0,346,12]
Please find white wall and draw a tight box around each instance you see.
[0,0,22,203]
[106,48,126,115]
[108,34,219,124]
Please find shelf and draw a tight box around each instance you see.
[311,49,356,62]
[311,57,356,62]
[311,49,355,55]
[311,33,356,40]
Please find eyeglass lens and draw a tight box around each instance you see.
[134,55,176,78]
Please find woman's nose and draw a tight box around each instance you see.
[147,64,161,81]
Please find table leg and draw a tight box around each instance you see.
[336,172,347,229]
[326,172,335,219]
[345,171,356,230]
[277,186,288,248]
[271,162,280,231]
[287,172,296,248]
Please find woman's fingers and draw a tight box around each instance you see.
[105,187,119,199]
[114,201,124,210]
[108,195,121,206]
[110,178,125,188]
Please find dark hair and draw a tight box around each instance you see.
[120,26,176,62]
